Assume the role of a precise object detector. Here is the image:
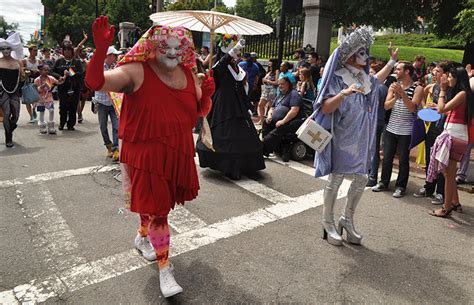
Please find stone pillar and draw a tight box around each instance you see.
[119,22,136,49]
[302,0,335,60]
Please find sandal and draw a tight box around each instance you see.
[428,206,454,218]
[452,202,463,213]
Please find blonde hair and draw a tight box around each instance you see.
[300,68,312,85]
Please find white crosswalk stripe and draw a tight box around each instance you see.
[0,160,353,304]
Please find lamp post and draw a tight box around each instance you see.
[95,0,99,17]
[277,0,287,65]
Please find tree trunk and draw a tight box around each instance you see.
[462,41,474,66]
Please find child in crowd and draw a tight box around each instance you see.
[34,64,66,134]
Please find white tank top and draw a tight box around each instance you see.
[25,58,39,71]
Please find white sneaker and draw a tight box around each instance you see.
[159,266,183,298]
[134,234,156,261]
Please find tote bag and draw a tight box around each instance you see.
[21,79,40,105]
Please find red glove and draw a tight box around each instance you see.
[85,16,115,91]
[199,70,215,116]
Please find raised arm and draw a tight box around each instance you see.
[437,75,466,114]
[85,16,116,92]
[376,42,398,84]
[75,31,88,57]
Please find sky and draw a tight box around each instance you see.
[223,0,236,7]
[0,0,44,42]
[0,0,237,42]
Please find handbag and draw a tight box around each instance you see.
[296,107,332,153]
[201,117,215,152]
[21,78,40,104]
[468,117,474,144]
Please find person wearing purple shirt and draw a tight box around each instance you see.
[262,77,304,161]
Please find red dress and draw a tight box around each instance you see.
[119,63,199,216]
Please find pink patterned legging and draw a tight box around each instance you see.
[139,214,170,270]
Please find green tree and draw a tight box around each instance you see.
[235,0,272,24]
[333,0,433,30]
[264,0,280,21]
[429,0,470,37]
[104,0,153,31]
[165,0,232,13]
[454,2,474,65]
[0,16,19,38]
[454,5,474,41]
[42,0,155,46]
[42,0,96,46]
[166,0,208,10]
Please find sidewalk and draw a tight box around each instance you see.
[408,145,474,193]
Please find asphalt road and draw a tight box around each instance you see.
[1,103,473,304]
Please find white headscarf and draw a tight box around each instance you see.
[0,32,24,60]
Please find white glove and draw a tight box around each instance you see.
[235,39,245,50]
[228,39,245,59]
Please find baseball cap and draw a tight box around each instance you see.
[242,52,251,59]
[250,52,257,58]
[107,46,122,55]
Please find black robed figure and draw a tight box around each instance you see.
[196,39,265,180]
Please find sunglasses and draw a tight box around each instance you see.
[0,47,12,51]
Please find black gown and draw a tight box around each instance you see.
[196,54,265,178]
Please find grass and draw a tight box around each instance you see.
[329,42,465,64]
[251,38,465,64]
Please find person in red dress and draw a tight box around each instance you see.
[85,16,215,298]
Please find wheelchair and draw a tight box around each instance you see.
[273,98,315,161]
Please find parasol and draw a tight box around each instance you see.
[149,10,273,66]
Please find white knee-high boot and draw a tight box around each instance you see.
[39,111,47,134]
[322,173,344,246]
[47,109,56,134]
[337,174,368,244]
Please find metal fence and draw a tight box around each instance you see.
[244,15,304,60]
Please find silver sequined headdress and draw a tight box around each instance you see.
[338,26,374,64]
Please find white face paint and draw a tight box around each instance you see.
[156,37,182,69]
[1,47,12,57]
[355,48,368,66]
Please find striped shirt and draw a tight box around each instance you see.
[386,84,417,136]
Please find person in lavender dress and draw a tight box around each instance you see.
[313,27,399,246]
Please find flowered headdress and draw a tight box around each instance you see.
[219,34,240,53]
[117,25,196,72]
[110,26,196,118]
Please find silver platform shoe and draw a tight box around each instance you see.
[337,175,367,245]
[322,174,343,246]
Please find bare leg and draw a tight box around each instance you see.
[77,98,86,122]
[257,98,268,124]
[26,104,33,119]
[444,159,458,210]
[430,159,458,217]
